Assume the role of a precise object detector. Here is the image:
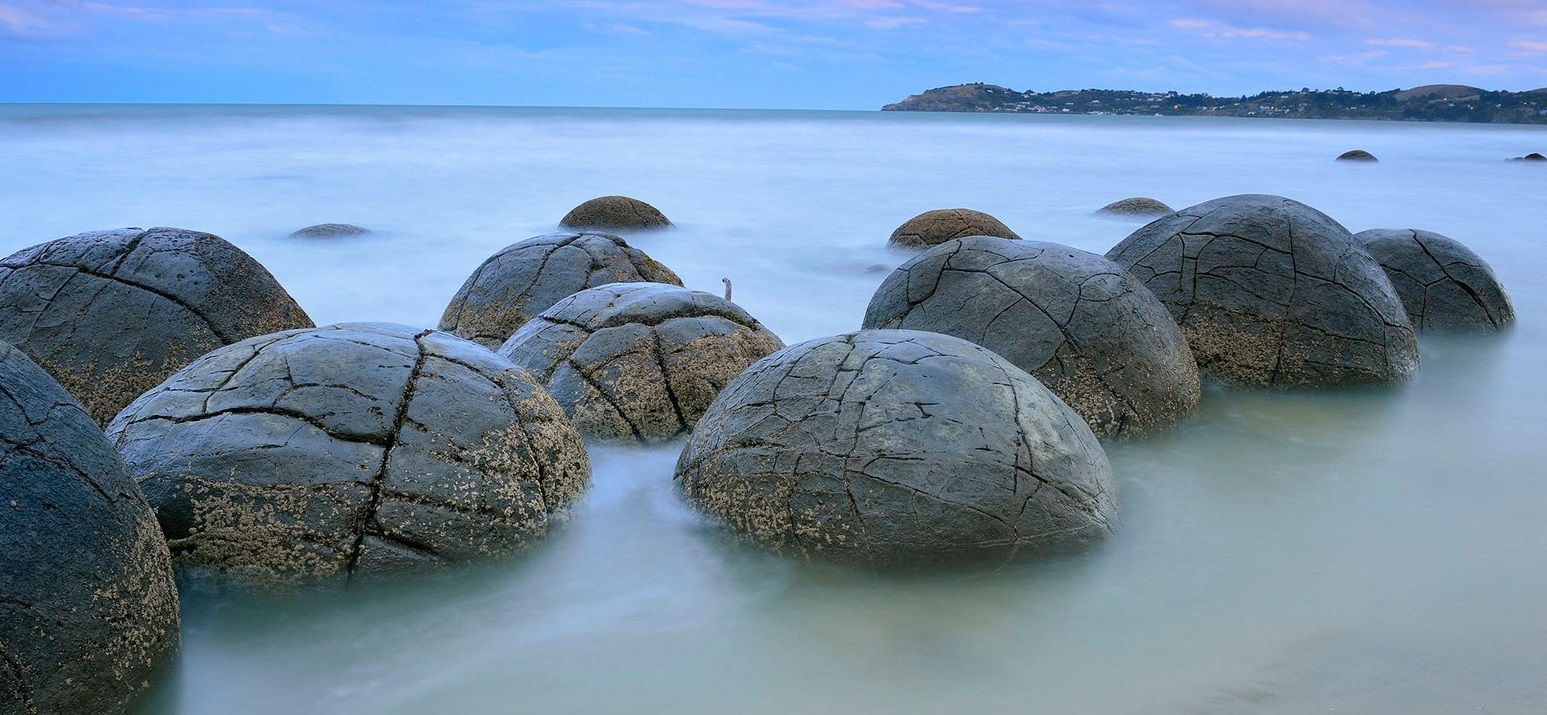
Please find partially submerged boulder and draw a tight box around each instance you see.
[289,223,370,238]
[0,227,314,425]
[1336,149,1378,162]
[863,237,1199,438]
[675,329,1117,569]
[1507,152,1545,162]
[439,232,682,349]
[1105,194,1418,387]
[888,208,1020,249]
[1095,197,1174,218]
[1354,228,1515,331]
[1,341,179,714]
[106,323,589,589]
[499,282,783,444]
[559,196,672,230]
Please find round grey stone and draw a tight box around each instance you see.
[675,329,1118,569]
[863,237,1200,438]
[1095,197,1174,218]
[1336,149,1378,162]
[888,208,1021,249]
[289,223,370,238]
[1354,228,1515,332]
[106,323,590,589]
[1105,194,1418,387]
[499,282,783,444]
[439,232,682,349]
[0,227,315,425]
[559,196,672,230]
[1,341,179,714]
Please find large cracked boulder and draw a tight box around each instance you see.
[105,323,589,589]
[1,341,179,715]
[559,196,672,231]
[439,232,682,349]
[888,208,1020,249]
[0,227,314,425]
[1354,228,1515,332]
[863,237,1199,438]
[675,329,1117,569]
[1105,194,1419,387]
[499,282,783,444]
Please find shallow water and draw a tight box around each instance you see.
[2,105,1545,713]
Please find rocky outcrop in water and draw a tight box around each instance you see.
[675,329,1117,569]
[439,232,682,349]
[1105,194,1419,386]
[1,341,179,714]
[864,237,1199,438]
[106,323,589,589]
[499,282,782,444]
[1095,197,1174,218]
[0,227,314,425]
[1336,149,1378,162]
[1354,228,1515,331]
[560,196,672,230]
[289,223,370,238]
[888,208,1020,249]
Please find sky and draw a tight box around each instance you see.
[2,0,1545,109]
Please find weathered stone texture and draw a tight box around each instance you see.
[105,323,589,589]
[1105,194,1419,387]
[439,232,682,349]
[1336,149,1379,162]
[289,223,370,238]
[559,196,672,230]
[1355,228,1515,332]
[888,208,1021,249]
[0,341,179,715]
[1096,197,1174,218]
[675,329,1117,569]
[864,237,1199,438]
[499,282,783,444]
[0,227,314,425]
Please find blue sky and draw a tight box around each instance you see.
[2,0,1545,108]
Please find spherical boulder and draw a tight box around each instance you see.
[1,341,179,714]
[1336,149,1378,162]
[675,329,1118,569]
[289,223,370,238]
[105,323,589,589]
[559,196,672,230]
[1507,152,1545,162]
[1354,228,1515,332]
[1095,197,1174,218]
[439,232,682,349]
[863,237,1199,438]
[499,282,783,444]
[0,227,314,425]
[888,208,1020,249]
[1105,194,1418,387]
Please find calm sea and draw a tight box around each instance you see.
[2,105,1545,714]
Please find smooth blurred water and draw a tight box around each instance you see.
[2,105,1545,714]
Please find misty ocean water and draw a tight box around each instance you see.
[2,105,1545,714]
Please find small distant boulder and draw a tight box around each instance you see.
[1354,228,1515,331]
[1095,197,1174,218]
[0,227,315,425]
[439,232,682,349]
[888,208,1020,249]
[1336,149,1378,162]
[560,196,672,230]
[499,282,783,444]
[1507,152,1546,162]
[290,223,370,238]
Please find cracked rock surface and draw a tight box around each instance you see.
[499,282,783,445]
[559,196,673,231]
[0,227,315,426]
[0,341,179,715]
[888,208,1020,249]
[1105,194,1419,387]
[439,232,682,349]
[1354,228,1515,332]
[1096,197,1174,218]
[675,329,1117,569]
[105,323,590,589]
[864,237,1200,439]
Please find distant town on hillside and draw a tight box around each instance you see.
[882,83,1547,124]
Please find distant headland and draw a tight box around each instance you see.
[883,83,1547,124]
